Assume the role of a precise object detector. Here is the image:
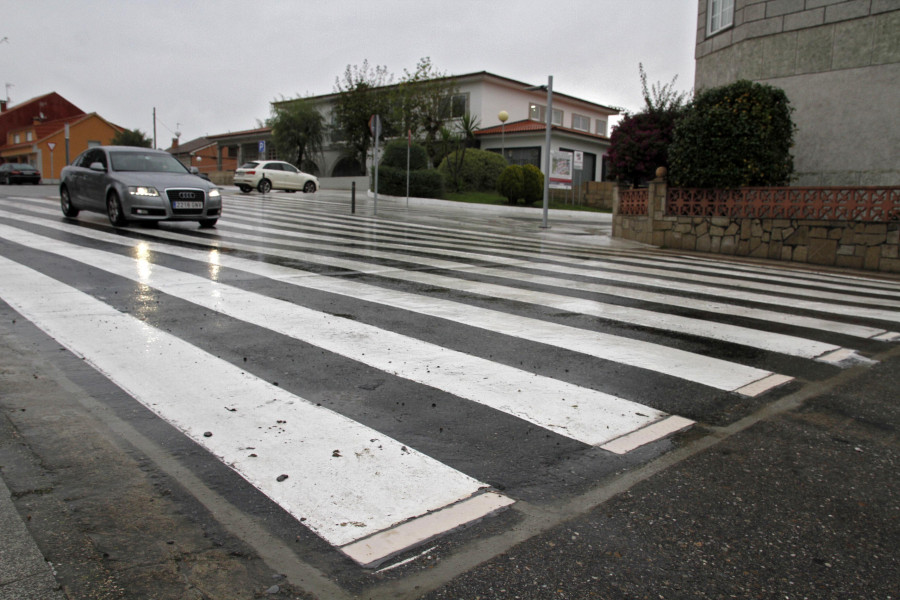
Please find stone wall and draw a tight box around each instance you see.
[612,181,900,273]
[642,215,900,272]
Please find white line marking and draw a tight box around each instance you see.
[0,224,669,446]
[0,215,784,393]
[0,256,505,552]
[600,416,695,455]
[734,373,794,397]
[341,492,514,568]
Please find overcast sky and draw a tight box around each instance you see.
[2,0,697,147]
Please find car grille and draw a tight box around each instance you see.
[166,189,205,215]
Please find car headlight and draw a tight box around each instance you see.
[209,188,221,198]
[128,186,160,197]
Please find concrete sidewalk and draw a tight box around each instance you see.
[0,476,65,600]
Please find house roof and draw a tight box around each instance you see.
[1,112,123,157]
[166,136,216,155]
[272,71,620,115]
[207,127,272,143]
[475,119,610,140]
[0,92,84,120]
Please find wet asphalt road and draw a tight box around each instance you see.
[0,184,898,599]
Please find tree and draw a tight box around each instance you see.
[111,128,152,148]
[437,112,479,192]
[267,97,324,173]
[393,57,459,166]
[332,60,393,175]
[669,80,795,188]
[607,64,688,187]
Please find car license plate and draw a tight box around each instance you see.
[172,201,203,209]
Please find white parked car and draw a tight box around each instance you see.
[233,160,318,194]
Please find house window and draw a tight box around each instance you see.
[529,103,562,126]
[26,132,33,142]
[595,119,608,137]
[504,146,542,168]
[13,134,20,144]
[572,114,590,132]
[440,93,469,120]
[708,0,734,35]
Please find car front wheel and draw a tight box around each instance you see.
[107,192,127,226]
[239,185,252,193]
[199,218,218,228]
[60,186,79,217]
[303,181,317,193]
[258,179,272,194]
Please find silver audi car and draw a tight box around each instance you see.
[60,146,222,227]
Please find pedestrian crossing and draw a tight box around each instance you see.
[1,191,898,568]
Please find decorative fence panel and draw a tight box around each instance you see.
[619,189,649,215]
[667,187,900,222]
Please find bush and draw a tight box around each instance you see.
[669,80,795,188]
[376,165,444,198]
[522,164,544,204]
[438,148,508,193]
[381,140,429,171]
[497,164,544,204]
[497,165,525,204]
[607,110,683,186]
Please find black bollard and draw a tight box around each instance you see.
[351,181,356,214]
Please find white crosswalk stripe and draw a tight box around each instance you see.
[0,256,510,566]
[1,191,898,567]
[0,211,782,393]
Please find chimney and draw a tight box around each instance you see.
[171,137,179,149]
[0,100,7,113]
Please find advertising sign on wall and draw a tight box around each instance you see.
[550,150,573,190]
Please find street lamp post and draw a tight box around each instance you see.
[498,110,509,158]
[541,76,553,229]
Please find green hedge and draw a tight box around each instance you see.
[438,148,508,192]
[375,165,445,198]
[381,140,429,171]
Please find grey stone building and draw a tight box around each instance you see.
[694,0,900,185]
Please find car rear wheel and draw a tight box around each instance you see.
[303,181,317,193]
[60,186,79,218]
[107,192,127,226]
[258,179,272,194]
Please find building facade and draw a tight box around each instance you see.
[275,71,619,184]
[0,93,123,181]
[694,0,900,185]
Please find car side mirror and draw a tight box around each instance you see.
[190,166,200,174]
[89,162,106,172]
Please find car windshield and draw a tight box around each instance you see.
[239,162,259,169]
[16,164,37,171]
[110,151,189,173]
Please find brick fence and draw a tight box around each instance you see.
[612,178,900,273]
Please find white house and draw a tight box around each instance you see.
[213,71,620,187]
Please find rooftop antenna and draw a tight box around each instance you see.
[5,82,13,102]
